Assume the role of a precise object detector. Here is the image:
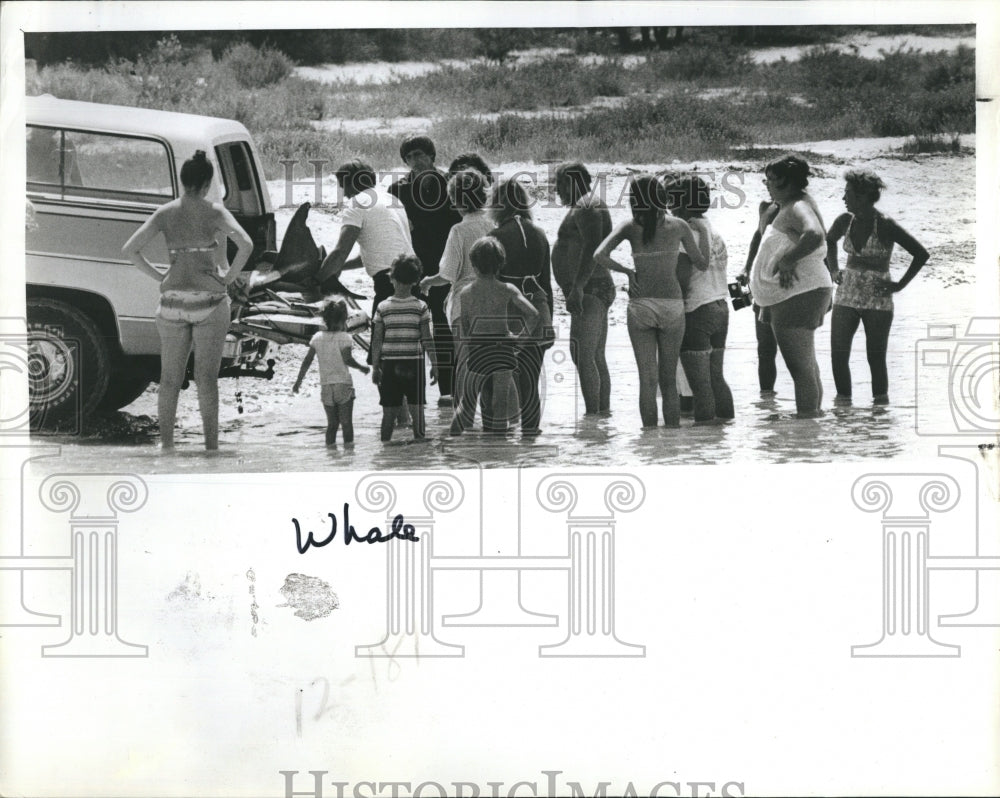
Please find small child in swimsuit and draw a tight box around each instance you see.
[293,300,369,445]
[450,237,540,435]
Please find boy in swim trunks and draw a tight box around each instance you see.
[371,255,437,442]
[293,300,370,446]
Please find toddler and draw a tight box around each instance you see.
[293,300,369,445]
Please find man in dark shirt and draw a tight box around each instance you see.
[388,136,461,404]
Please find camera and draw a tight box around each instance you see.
[915,319,1000,436]
[727,280,753,311]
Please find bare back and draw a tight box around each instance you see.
[155,197,228,293]
[458,279,522,338]
[627,217,688,300]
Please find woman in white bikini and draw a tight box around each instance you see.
[594,175,706,428]
[749,155,833,419]
[122,150,253,450]
[826,169,928,405]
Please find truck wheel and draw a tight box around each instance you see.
[97,369,153,411]
[26,298,111,427]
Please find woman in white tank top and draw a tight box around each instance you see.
[749,155,833,419]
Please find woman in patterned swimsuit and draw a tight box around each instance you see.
[123,151,253,450]
[826,169,929,405]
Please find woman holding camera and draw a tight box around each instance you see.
[826,170,928,406]
[749,155,833,419]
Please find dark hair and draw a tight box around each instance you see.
[400,135,436,163]
[390,254,422,285]
[334,160,376,195]
[321,299,348,331]
[844,168,885,203]
[448,152,493,185]
[554,161,592,202]
[180,150,213,192]
[491,178,533,225]
[764,154,811,192]
[447,169,488,212]
[664,174,711,218]
[469,237,505,276]
[629,175,668,245]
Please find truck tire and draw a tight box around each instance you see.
[97,369,153,411]
[26,298,111,427]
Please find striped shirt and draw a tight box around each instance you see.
[373,295,431,359]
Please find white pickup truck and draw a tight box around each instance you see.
[25,95,279,427]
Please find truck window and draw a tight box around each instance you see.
[214,141,263,216]
[26,127,64,187]
[27,125,174,205]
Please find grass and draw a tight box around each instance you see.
[28,37,976,179]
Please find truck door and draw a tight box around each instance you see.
[214,140,275,269]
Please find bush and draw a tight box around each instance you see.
[107,35,217,109]
[221,42,294,89]
[900,133,963,154]
[649,44,755,81]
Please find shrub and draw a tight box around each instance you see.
[221,42,294,89]
[108,35,217,109]
[650,44,756,81]
[900,133,963,154]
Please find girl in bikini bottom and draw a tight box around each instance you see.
[157,290,230,324]
[626,297,685,330]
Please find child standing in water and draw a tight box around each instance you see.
[450,238,540,436]
[372,255,437,442]
[293,301,369,446]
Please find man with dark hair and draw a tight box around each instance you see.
[388,136,461,404]
[316,158,415,336]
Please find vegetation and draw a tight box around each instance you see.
[900,133,964,154]
[25,26,974,67]
[27,32,976,179]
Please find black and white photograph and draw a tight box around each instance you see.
[1,2,998,797]
[9,3,992,468]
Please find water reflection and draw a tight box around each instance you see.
[26,281,971,473]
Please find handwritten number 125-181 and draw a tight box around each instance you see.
[293,503,419,554]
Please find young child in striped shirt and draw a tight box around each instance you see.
[371,255,437,442]
[293,300,370,446]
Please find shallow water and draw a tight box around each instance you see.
[33,278,979,473]
[28,148,981,473]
